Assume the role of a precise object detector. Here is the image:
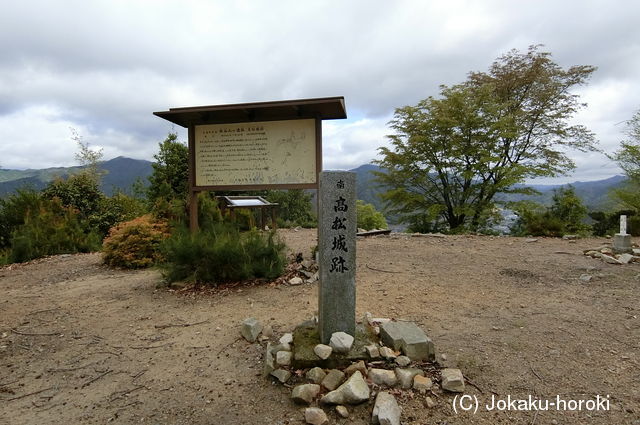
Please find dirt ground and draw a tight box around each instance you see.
[0,229,639,425]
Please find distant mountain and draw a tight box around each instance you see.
[0,157,153,197]
[1,158,627,214]
[349,163,627,212]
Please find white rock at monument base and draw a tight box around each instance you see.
[618,253,635,264]
[320,371,370,405]
[240,317,263,342]
[270,369,291,383]
[369,368,398,387]
[276,350,292,366]
[314,344,333,359]
[601,254,623,265]
[366,344,381,358]
[395,368,424,389]
[329,332,354,353]
[279,333,293,345]
[321,369,345,391]
[395,355,411,367]
[306,367,326,384]
[441,368,465,392]
[344,360,367,376]
[291,384,321,404]
[304,407,328,425]
[263,343,275,376]
[372,391,401,425]
[379,346,397,359]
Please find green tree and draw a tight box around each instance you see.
[71,128,106,182]
[147,132,189,210]
[356,200,388,230]
[375,46,597,232]
[511,186,588,236]
[265,189,316,227]
[610,109,640,210]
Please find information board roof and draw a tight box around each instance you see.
[154,96,346,128]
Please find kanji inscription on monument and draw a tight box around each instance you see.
[318,171,356,343]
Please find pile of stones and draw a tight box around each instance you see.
[242,315,466,425]
[287,258,319,286]
[583,245,640,265]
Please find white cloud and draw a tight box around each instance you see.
[0,0,638,183]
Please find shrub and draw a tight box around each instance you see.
[161,223,286,285]
[102,214,170,268]
[356,200,388,230]
[0,188,42,249]
[9,198,101,263]
[89,193,148,238]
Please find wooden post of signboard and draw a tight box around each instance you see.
[188,125,199,232]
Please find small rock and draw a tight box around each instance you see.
[322,369,345,391]
[379,346,397,360]
[372,391,401,425]
[633,248,640,255]
[304,407,328,425]
[579,274,593,282]
[395,355,411,367]
[269,342,291,354]
[289,277,303,285]
[262,324,273,338]
[395,368,424,389]
[425,396,436,408]
[263,343,275,376]
[336,405,349,418]
[314,344,333,359]
[329,332,354,353]
[413,375,433,393]
[562,234,578,240]
[270,369,291,383]
[320,371,370,405]
[344,360,367,376]
[601,254,623,265]
[240,317,263,342]
[369,368,398,386]
[366,344,380,358]
[276,351,292,366]
[601,247,614,255]
[292,384,321,404]
[440,353,447,361]
[618,253,635,264]
[441,368,465,392]
[525,238,538,243]
[279,333,293,345]
[306,367,326,384]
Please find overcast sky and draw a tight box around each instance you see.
[1,0,639,183]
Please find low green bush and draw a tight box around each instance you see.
[161,223,286,285]
[9,198,101,263]
[102,215,170,268]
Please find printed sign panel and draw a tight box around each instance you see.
[194,119,317,187]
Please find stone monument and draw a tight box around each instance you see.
[318,171,356,343]
[613,214,632,253]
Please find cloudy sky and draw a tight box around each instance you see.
[1,0,638,183]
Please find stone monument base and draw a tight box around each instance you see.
[613,233,632,253]
[291,321,377,369]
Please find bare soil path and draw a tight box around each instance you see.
[0,229,638,424]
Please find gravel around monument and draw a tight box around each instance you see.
[1,229,639,424]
